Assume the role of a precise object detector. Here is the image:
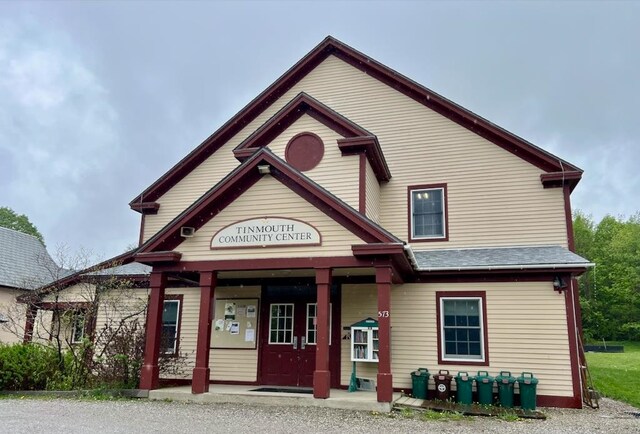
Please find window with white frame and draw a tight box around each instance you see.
[161,300,180,354]
[306,303,332,345]
[410,187,446,239]
[71,312,85,344]
[439,296,485,362]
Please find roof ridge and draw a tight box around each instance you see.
[129,36,582,209]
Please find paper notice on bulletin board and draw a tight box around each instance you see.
[211,298,259,349]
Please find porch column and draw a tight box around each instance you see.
[22,304,38,343]
[192,271,216,394]
[376,266,393,402]
[140,271,167,390]
[313,268,332,399]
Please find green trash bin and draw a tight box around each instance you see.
[475,370,495,405]
[517,372,539,411]
[411,368,430,399]
[495,371,516,408]
[454,371,474,405]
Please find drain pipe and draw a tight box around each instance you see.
[403,244,419,270]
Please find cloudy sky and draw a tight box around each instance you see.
[0,1,638,261]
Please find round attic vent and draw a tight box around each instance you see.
[284,132,324,172]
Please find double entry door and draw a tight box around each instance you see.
[260,285,339,388]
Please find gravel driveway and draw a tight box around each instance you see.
[0,396,638,433]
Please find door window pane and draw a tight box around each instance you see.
[269,304,294,344]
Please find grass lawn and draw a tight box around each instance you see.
[585,341,640,408]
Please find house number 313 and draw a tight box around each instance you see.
[378,310,390,318]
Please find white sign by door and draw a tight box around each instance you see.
[211,217,321,249]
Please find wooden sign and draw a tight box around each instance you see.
[211,217,321,249]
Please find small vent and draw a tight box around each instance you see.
[180,227,195,238]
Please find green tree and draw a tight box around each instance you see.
[575,212,640,341]
[0,207,45,245]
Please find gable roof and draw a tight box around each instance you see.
[232,92,391,181]
[135,148,401,258]
[17,250,151,302]
[0,227,61,290]
[130,36,581,210]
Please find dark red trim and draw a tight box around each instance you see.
[563,185,575,252]
[284,132,324,172]
[407,183,449,243]
[313,268,331,398]
[414,273,573,283]
[22,305,38,343]
[164,295,183,356]
[135,149,399,255]
[541,171,582,192]
[139,214,146,247]
[234,93,370,158]
[135,251,182,264]
[537,394,582,409]
[435,291,490,367]
[337,136,391,182]
[565,279,583,408]
[154,256,389,273]
[352,243,404,256]
[375,266,393,403]
[192,271,216,394]
[130,36,581,208]
[130,202,160,214]
[358,154,366,214]
[140,271,167,390]
[36,301,92,311]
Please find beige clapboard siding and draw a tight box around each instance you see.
[143,54,567,248]
[158,287,199,378]
[209,286,261,382]
[266,114,359,210]
[176,176,365,261]
[0,287,24,343]
[365,160,381,223]
[341,282,574,398]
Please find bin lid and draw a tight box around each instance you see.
[516,372,539,385]
[455,371,474,382]
[476,371,494,382]
[412,370,430,377]
[495,371,516,383]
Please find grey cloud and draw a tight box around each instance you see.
[0,1,638,259]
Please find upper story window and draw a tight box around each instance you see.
[409,184,448,241]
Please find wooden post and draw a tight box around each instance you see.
[192,271,216,394]
[140,271,166,390]
[22,305,38,343]
[313,268,332,399]
[376,266,393,402]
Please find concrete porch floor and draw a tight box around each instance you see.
[148,385,401,413]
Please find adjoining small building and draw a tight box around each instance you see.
[25,36,593,408]
[0,227,60,343]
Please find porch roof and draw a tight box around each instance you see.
[412,245,593,271]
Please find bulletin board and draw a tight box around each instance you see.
[211,298,259,349]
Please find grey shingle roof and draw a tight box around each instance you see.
[0,227,61,289]
[412,245,593,271]
[88,261,151,276]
